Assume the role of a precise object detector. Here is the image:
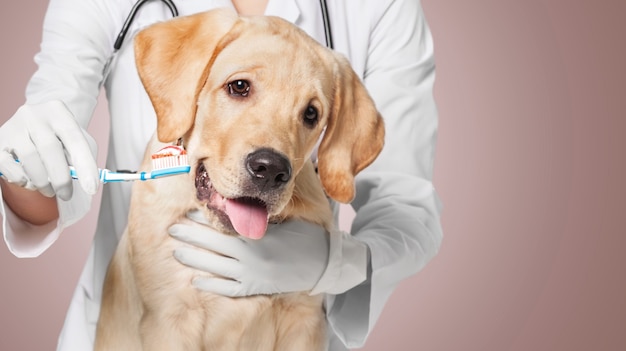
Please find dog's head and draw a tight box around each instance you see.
[134,8,384,238]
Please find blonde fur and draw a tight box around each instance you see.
[95,8,384,351]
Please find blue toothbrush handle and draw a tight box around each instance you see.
[72,166,191,183]
[1,164,190,183]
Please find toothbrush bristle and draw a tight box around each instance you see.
[151,145,189,170]
[152,154,189,170]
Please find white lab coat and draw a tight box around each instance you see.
[0,0,442,350]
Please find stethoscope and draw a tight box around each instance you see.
[114,0,334,52]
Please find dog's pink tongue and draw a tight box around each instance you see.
[224,198,268,240]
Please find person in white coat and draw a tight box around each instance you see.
[0,0,442,350]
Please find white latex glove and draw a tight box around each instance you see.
[0,101,99,200]
[170,210,329,296]
[170,210,369,297]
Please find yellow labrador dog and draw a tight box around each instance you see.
[95,8,384,351]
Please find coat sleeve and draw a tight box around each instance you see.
[26,0,125,123]
[325,0,443,347]
[1,0,126,257]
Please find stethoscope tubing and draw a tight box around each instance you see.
[115,0,332,50]
[114,0,178,51]
[319,0,333,49]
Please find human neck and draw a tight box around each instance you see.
[232,0,269,16]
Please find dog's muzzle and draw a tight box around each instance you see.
[195,162,270,240]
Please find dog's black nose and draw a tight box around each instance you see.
[246,148,292,189]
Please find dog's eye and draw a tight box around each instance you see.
[303,105,319,127]
[228,80,250,97]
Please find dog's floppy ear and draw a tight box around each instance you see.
[317,55,385,203]
[134,8,239,143]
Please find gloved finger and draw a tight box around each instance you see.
[19,152,55,198]
[192,277,245,297]
[29,123,73,200]
[81,128,98,159]
[51,111,99,195]
[173,247,243,279]
[265,220,328,239]
[0,151,28,186]
[170,223,247,258]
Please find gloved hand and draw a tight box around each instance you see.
[170,210,369,297]
[170,210,329,296]
[0,101,100,200]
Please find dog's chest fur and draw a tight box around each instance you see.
[114,140,328,350]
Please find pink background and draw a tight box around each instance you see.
[2,0,625,349]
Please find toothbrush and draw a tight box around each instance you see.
[1,144,190,183]
[73,144,190,183]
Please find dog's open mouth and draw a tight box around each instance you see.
[195,163,269,239]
